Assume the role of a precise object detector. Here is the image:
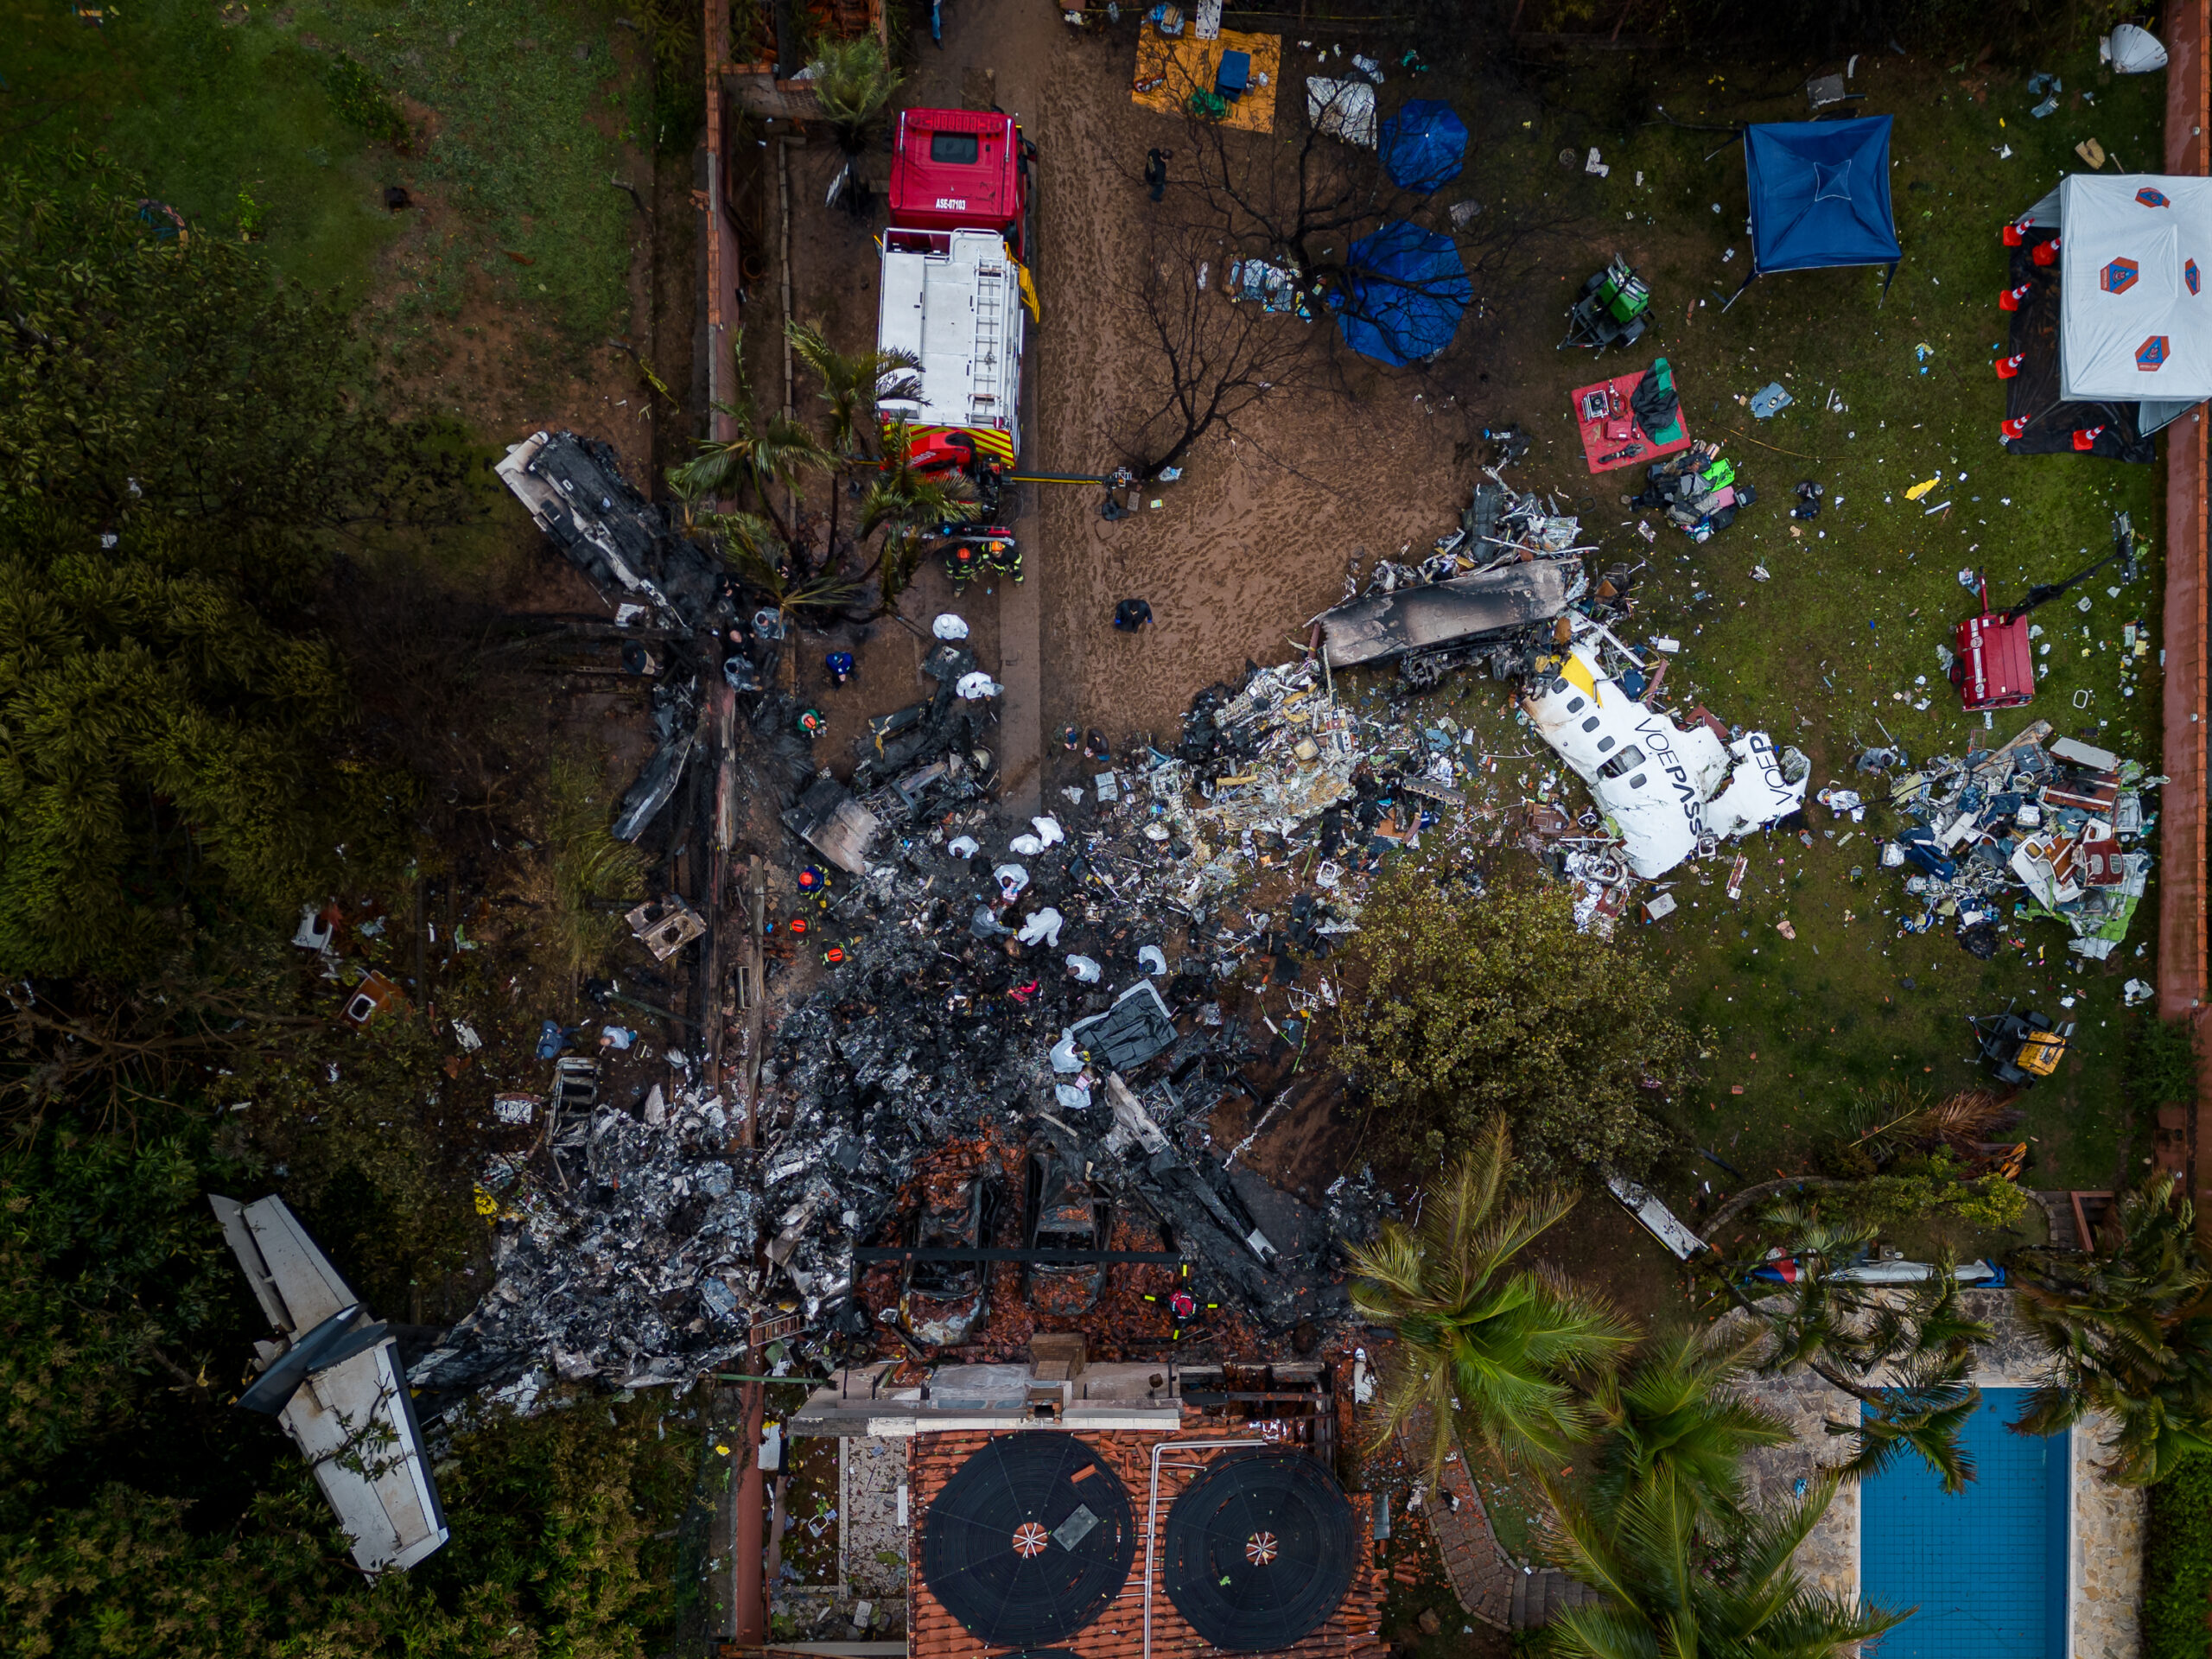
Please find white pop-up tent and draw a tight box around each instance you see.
[2018,174,2212,432]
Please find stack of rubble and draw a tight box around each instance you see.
[1858,722,2158,959]
[1393,468,1592,585]
[454,448,1768,1392]
[1141,661,1361,906]
[751,828,1384,1344]
[410,1088,761,1402]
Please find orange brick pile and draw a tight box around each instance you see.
[906,1427,1389,1659]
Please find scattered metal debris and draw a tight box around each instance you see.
[1864,721,2158,958]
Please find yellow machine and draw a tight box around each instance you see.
[1972,1009,2073,1088]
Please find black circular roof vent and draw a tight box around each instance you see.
[1162,1452,1357,1651]
[920,1434,1136,1648]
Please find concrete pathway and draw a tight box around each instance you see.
[1399,1412,1516,1630]
[910,0,1065,821]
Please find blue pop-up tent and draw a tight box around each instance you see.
[1379,100,1468,193]
[1335,221,1471,365]
[1730,115,1901,308]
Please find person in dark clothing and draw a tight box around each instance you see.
[1113,598,1154,632]
[825,650,855,685]
[1144,148,1170,202]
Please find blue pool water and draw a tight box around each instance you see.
[1859,1388,2069,1659]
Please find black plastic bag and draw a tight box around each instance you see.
[1630,367,1679,436]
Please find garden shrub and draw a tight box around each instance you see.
[323,52,409,149]
[2143,1452,2212,1659]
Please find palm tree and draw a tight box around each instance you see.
[853,421,979,615]
[785,321,921,553]
[1719,1198,1995,1494]
[1544,1469,1905,1659]
[1586,1329,1791,1529]
[718,540,860,632]
[787,321,921,459]
[1833,1348,1981,1491]
[1347,1115,1635,1487]
[1834,1081,2018,1176]
[808,36,903,158]
[666,335,831,549]
[2010,1173,2212,1484]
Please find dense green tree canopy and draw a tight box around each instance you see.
[0,1108,698,1659]
[0,149,698,1659]
[1335,869,1702,1180]
[0,513,364,975]
[0,152,453,976]
[0,150,462,534]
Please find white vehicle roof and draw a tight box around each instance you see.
[1522,644,1807,878]
[877,229,1023,456]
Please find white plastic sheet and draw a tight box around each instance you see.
[1306,77,1376,147]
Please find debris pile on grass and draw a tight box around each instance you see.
[1850,720,2158,960]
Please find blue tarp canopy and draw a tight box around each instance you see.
[1380,100,1467,193]
[1336,221,1471,365]
[1745,116,1901,274]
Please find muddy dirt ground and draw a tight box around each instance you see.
[796,6,1508,768]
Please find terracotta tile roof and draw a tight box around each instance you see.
[907,1425,1387,1659]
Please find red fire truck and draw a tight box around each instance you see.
[877,109,1037,508]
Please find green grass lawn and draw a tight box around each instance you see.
[1412,45,2175,1213]
[1,0,643,334]
[2,0,396,291]
[1610,51,2165,1197]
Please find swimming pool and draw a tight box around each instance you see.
[1859,1388,2069,1659]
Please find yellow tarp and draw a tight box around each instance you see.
[1131,22,1281,136]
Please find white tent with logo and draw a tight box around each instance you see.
[2019,173,2212,432]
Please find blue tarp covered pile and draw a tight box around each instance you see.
[1335,220,1471,365]
[1379,100,1467,193]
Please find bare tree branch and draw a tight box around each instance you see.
[1115,82,1571,387]
[1107,220,1319,478]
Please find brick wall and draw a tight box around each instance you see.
[2157,0,2212,1214]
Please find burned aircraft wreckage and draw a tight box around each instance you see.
[411,809,1391,1399]
[412,434,1408,1408]
[416,442,1777,1404]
